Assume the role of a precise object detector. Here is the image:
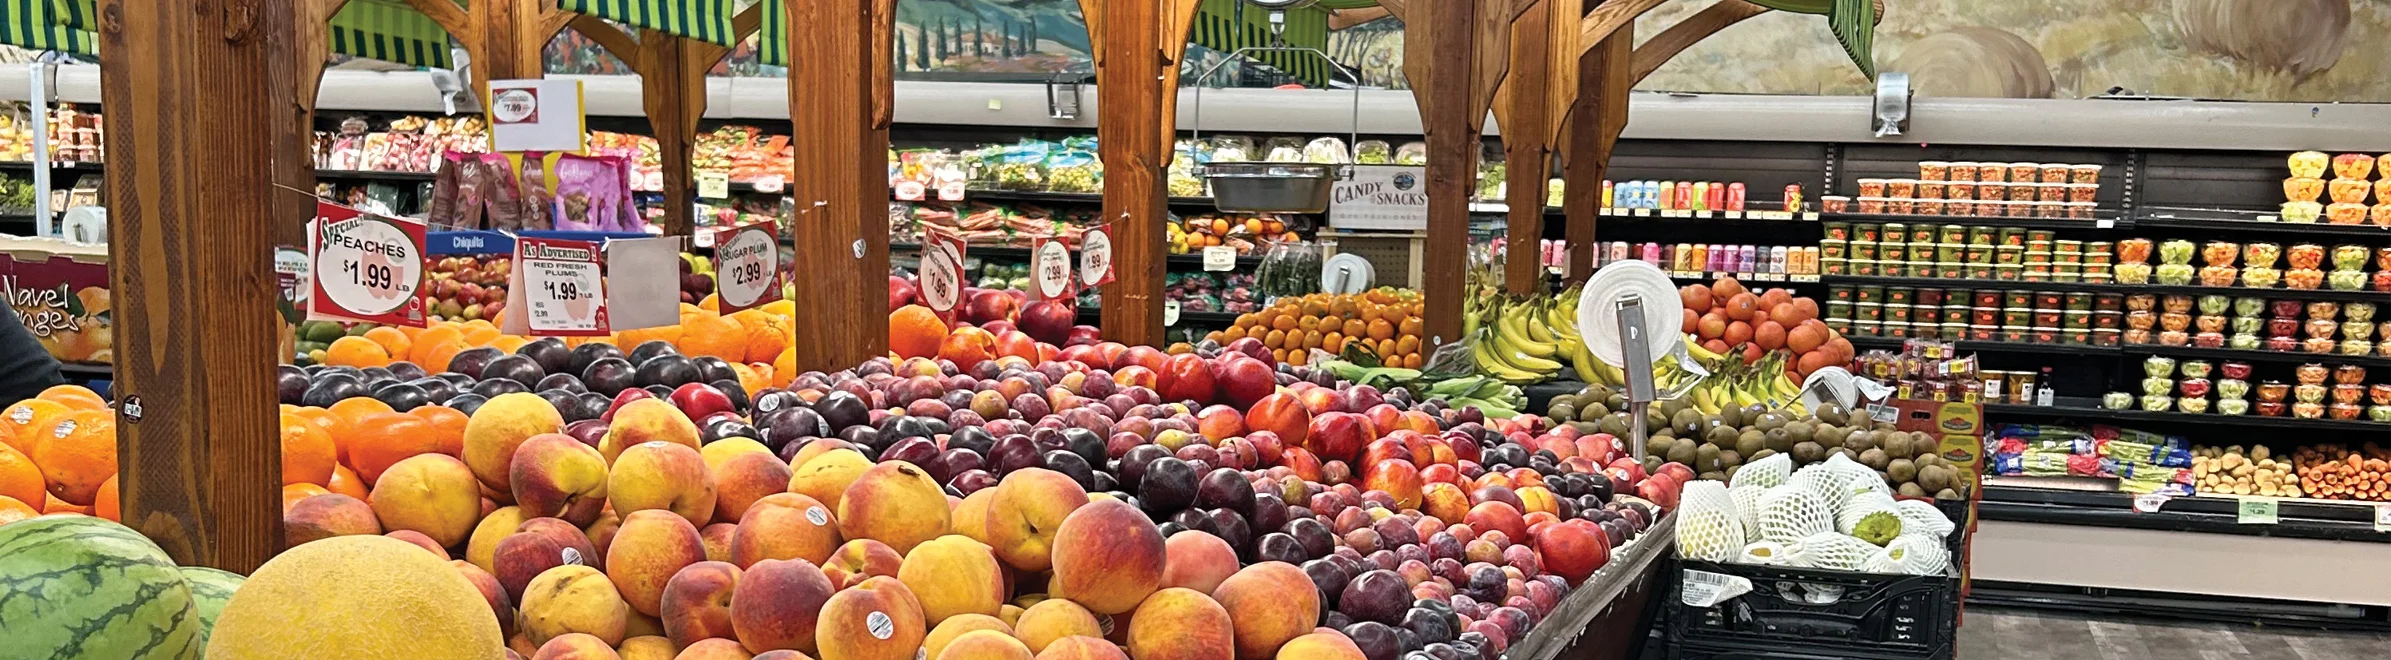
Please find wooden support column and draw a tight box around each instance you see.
[570,8,764,237]
[100,0,287,571]
[270,0,349,248]
[786,0,894,370]
[1495,0,1552,295]
[1563,18,1632,281]
[1381,0,1531,347]
[1079,0,1200,347]
[405,0,571,83]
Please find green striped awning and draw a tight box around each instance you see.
[563,0,737,47]
[6,0,93,55]
[328,0,452,68]
[1190,0,1331,87]
[756,0,783,66]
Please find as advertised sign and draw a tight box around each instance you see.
[1329,165,1429,231]
[1079,224,1115,288]
[918,228,967,324]
[309,201,427,326]
[1032,237,1074,303]
[514,237,609,336]
[711,220,782,314]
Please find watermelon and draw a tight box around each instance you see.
[0,515,202,658]
[178,566,245,649]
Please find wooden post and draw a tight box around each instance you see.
[1562,19,1632,281]
[404,0,570,84]
[569,9,765,237]
[1381,0,1530,347]
[100,0,288,572]
[786,0,895,370]
[271,0,349,248]
[1079,0,1201,347]
[1496,0,1552,295]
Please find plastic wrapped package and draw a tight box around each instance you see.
[1209,136,1255,163]
[551,154,638,232]
[1045,148,1102,193]
[1394,141,1428,165]
[1168,149,1207,198]
[1303,137,1352,164]
[1354,140,1392,165]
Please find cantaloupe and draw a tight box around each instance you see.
[207,535,506,659]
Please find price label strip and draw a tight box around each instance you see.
[515,237,609,336]
[1080,224,1116,288]
[919,228,968,324]
[308,200,427,327]
[697,172,730,199]
[711,220,783,314]
[1033,237,1075,303]
[1203,245,1237,272]
[2237,497,2278,525]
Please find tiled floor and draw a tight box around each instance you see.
[1957,608,2391,659]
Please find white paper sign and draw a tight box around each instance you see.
[513,237,608,336]
[1203,246,1237,271]
[1034,239,1074,302]
[1328,165,1429,231]
[698,172,730,199]
[712,220,782,313]
[600,237,684,331]
[308,201,426,326]
[487,79,586,153]
[1163,300,1181,327]
[1079,225,1115,287]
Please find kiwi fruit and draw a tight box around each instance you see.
[1581,401,1611,419]
[1881,433,1915,460]
[1569,421,1600,436]
[1844,430,1879,453]
[1917,464,1952,492]
[1815,425,1851,449]
[1607,393,1629,412]
[1717,406,1747,429]
[1721,447,1744,466]
[1646,409,1671,435]
[1700,471,1728,482]
[1598,412,1632,437]
[1782,421,1815,445]
[1645,435,1675,461]
[1749,448,1779,462]
[1898,482,1928,498]
[1935,488,1962,501]
[1642,455,1666,474]
[1705,424,1741,447]
[1696,444,1723,472]
[1886,458,1917,483]
[1724,464,1742,480]
[1916,454,1946,470]
[1792,441,1827,464]
[1830,447,1859,462]
[1659,398,1688,418]
[1548,402,1577,421]
[1859,447,1890,470]
[1667,440,1698,466]
[1913,432,1942,458]
[1736,430,1767,457]
[1754,412,1790,432]
[1671,408,1704,435]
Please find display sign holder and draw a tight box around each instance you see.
[1032,236,1075,304]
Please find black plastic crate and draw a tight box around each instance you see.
[1659,497,1969,660]
[1665,637,1953,660]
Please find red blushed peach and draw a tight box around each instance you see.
[615,636,675,660]
[385,529,449,558]
[609,440,719,528]
[598,399,702,462]
[835,461,952,555]
[1048,499,1167,615]
[712,451,796,524]
[1273,632,1365,659]
[581,512,621,568]
[1212,562,1319,660]
[699,523,736,563]
[731,493,843,569]
[1361,459,1424,510]
[985,468,1090,572]
[1243,393,1311,447]
[821,538,903,588]
[1012,598,1102,653]
[939,630,1033,660]
[1113,365,1158,390]
[511,433,612,527]
[467,506,533,572]
[519,517,604,572]
[1534,519,1613,586]
[951,487,998,546]
[659,560,742,648]
[284,493,382,547]
[608,510,710,617]
[530,632,620,660]
[1362,405,1404,439]
[495,530,573,603]
[1036,636,1129,660]
[1195,405,1247,441]
[1396,410,1441,436]
[730,558,836,654]
[815,576,927,660]
[1160,530,1239,594]
[897,534,1007,625]
[672,638,752,660]
[452,560,516,636]
[1126,588,1234,660]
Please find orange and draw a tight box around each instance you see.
[0,443,44,511]
[280,412,338,486]
[324,335,393,368]
[362,326,415,362]
[617,323,684,353]
[327,397,396,430]
[419,340,470,374]
[408,405,471,458]
[0,398,71,454]
[0,494,37,525]
[37,385,107,411]
[734,311,793,365]
[287,406,347,467]
[282,482,332,512]
[731,363,771,397]
[1367,319,1396,341]
[458,320,502,345]
[487,335,530,354]
[772,349,796,388]
[678,312,749,361]
[41,492,87,515]
[325,464,369,500]
[409,325,465,364]
[30,409,115,505]
[701,293,721,312]
[344,412,439,484]
[889,305,948,359]
[92,474,118,521]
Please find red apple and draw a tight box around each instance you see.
[1246,393,1311,448]
[1362,459,1424,509]
[669,383,737,421]
[1065,325,1105,347]
[1306,412,1374,464]
[1118,345,1167,374]
[963,289,1019,324]
[601,388,656,423]
[888,275,917,311]
[1017,300,1077,345]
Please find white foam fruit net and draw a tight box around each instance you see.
[1675,480,1746,562]
[1755,485,1833,544]
[1729,452,1793,489]
[1793,531,1875,571]
[1729,484,1769,540]
[1894,499,1957,539]
[1837,491,1901,536]
[1736,540,1790,565]
[1824,457,1890,509]
[1862,534,1952,576]
[1784,463,1838,499]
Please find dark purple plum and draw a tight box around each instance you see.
[444,392,489,415]
[446,347,504,379]
[1138,457,1198,514]
[933,449,984,486]
[627,340,679,365]
[278,365,310,405]
[688,356,737,384]
[1194,468,1256,517]
[1288,517,1336,559]
[470,378,529,398]
[581,358,637,396]
[535,373,586,393]
[813,391,870,430]
[702,418,761,444]
[1043,450,1097,491]
[1169,508,1216,535]
[371,382,431,412]
[384,362,428,381]
[880,436,941,469]
[634,355,702,389]
[1116,445,1173,493]
[1340,570,1411,625]
[1207,509,1252,557]
[1342,621,1403,660]
[517,337,572,375]
[536,389,580,418]
[987,434,1044,475]
[1250,493,1289,535]
[566,342,625,377]
[1255,533,1307,565]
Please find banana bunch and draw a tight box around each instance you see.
[1424,375,1527,418]
[1469,295,1580,384]
[1683,350,1808,416]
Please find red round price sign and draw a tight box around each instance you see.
[1079,227,1114,288]
[713,222,781,313]
[1035,240,1073,301]
[920,242,963,315]
[317,215,423,320]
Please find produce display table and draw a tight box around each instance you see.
[1506,513,1678,660]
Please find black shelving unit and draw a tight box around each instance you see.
[1821,274,2129,294]
[315,169,438,182]
[1819,211,2135,232]
[2116,344,2391,370]
[1984,398,2389,433]
[1846,335,2118,357]
[2138,207,2391,238]
[1977,483,2391,543]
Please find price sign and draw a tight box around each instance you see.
[1163,300,1181,327]
[275,247,310,305]
[487,79,586,153]
[2131,492,2171,513]
[919,229,967,324]
[698,172,730,199]
[1079,224,1116,288]
[309,201,426,326]
[2375,504,2391,532]
[515,237,608,336]
[1203,246,1237,271]
[937,181,967,201]
[751,176,785,194]
[1033,238,1075,303]
[894,179,928,201]
[711,220,782,314]
[2237,497,2278,525]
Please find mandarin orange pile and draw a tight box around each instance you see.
[0,385,126,523]
[1206,289,1428,368]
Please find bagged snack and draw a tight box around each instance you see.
[550,154,630,231]
[1303,137,1352,164]
[1394,141,1428,165]
[1209,136,1255,162]
[1354,140,1392,165]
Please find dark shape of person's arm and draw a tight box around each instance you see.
[0,308,68,404]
